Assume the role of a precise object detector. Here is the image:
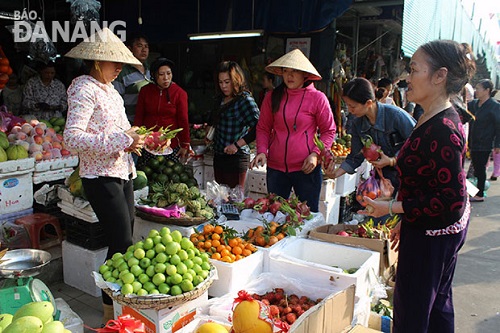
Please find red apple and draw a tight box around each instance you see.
[52,141,62,149]
[33,126,45,136]
[60,149,71,156]
[42,150,52,160]
[33,135,44,145]
[31,152,43,161]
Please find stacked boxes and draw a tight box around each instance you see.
[0,158,35,215]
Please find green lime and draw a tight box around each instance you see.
[121,272,135,285]
[140,257,151,269]
[170,254,181,266]
[121,283,134,295]
[160,227,171,236]
[193,275,204,286]
[180,279,194,292]
[137,289,148,296]
[152,273,166,286]
[201,261,211,271]
[171,230,183,243]
[138,273,150,284]
[132,281,142,293]
[143,281,156,293]
[158,283,170,294]
[170,273,183,285]
[170,285,182,296]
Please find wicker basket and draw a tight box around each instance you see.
[136,209,208,226]
[103,267,216,310]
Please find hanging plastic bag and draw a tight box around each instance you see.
[376,167,394,199]
[356,170,381,207]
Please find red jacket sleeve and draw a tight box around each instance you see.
[174,85,190,146]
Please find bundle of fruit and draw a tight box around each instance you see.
[136,125,182,155]
[249,289,321,326]
[243,221,291,247]
[190,124,208,144]
[99,227,212,296]
[0,301,70,333]
[5,119,74,161]
[140,181,215,219]
[141,156,198,188]
[189,223,258,263]
[238,193,312,225]
[336,216,399,239]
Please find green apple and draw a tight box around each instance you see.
[143,281,156,293]
[118,262,129,272]
[106,277,116,283]
[121,283,134,295]
[99,264,110,274]
[128,257,140,267]
[193,275,204,286]
[180,279,194,292]
[192,257,203,265]
[132,281,142,293]
[148,229,159,238]
[130,264,143,277]
[143,238,154,250]
[153,235,162,245]
[170,273,183,285]
[170,285,182,296]
[127,245,135,252]
[155,263,167,274]
[183,259,194,269]
[187,249,196,259]
[102,270,112,280]
[140,257,151,269]
[146,265,156,277]
[155,243,166,253]
[134,241,144,250]
[192,264,202,274]
[201,261,211,271]
[183,272,193,282]
[180,238,194,250]
[112,258,125,269]
[160,227,171,236]
[123,251,134,261]
[121,272,135,284]
[170,254,181,265]
[137,289,148,296]
[149,289,160,294]
[112,253,123,261]
[138,273,150,284]
[165,242,180,255]
[166,264,177,276]
[112,269,120,278]
[152,273,166,286]
[178,250,188,261]
[187,269,196,278]
[134,248,146,260]
[158,283,170,294]
[161,234,173,245]
[200,252,210,262]
[146,249,156,259]
[171,230,183,243]
[156,252,168,264]
[119,269,130,280]
[176,262,187,275]
[199,270,209,279]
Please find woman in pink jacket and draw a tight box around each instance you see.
[251,49,336,212]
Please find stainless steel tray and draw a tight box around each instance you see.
[0,249,52,278]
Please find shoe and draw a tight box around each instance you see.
[470,196,485,202]
[490,176,497,181]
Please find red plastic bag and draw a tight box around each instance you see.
[356,170,381,207]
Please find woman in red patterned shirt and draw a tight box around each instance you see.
[360,40,476,333]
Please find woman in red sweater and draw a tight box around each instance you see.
[134,57,190,162]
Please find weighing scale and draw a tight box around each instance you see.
[0,249,58,317]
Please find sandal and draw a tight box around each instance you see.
[470,196,485,202]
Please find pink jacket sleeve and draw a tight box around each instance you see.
[256,92,274,156]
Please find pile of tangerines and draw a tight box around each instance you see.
[0,47,13,90]
[190,223,257,263]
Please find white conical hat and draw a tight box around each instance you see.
[265,48,322,81]
[65,28,141,65]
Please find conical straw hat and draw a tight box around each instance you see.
[266,48,322,81]
[65,28,141,65]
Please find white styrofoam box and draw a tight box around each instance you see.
[0,169,34,215]
[0,207,33,224]
[187,160,205,189]
[203,154,213,166]
[209,250,264,297]
[0,157,35,173]
[268,237,380,297]
[33,167,74,184]
[320,178,336,201]
[133,215,195,243]
[245,169,267,194]
[34,155,79,172]
[62,240,108,297]
[319,194,341,225]
[335,172,357,196]
[113,291,209,333]
[58,201,99,222]
[55,298,84,333]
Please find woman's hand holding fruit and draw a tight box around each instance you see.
[370,151,395,169]
[125,126,145,155]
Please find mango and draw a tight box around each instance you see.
[41,321,64,333]
[0,314,13,330]
[13,301,54,325]
[3,316,43,333]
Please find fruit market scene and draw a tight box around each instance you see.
[1,0,500,332]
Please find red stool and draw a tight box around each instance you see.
[15,213,63,249]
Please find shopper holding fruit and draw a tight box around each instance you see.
[134,57,191,162]
[324,77,415,193]
[361,40,475,333]
[63,28,145,323]
[251,49,336,212]
[207,61,260,188]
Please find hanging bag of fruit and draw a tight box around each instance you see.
[375,167,394,199]
[356,169,381,207]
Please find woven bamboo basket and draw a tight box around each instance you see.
[136,209,208,226]
[102,267,216,310]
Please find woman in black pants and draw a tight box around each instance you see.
[467,79,500,202]
[63,28,145,322]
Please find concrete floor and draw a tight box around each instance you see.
[40,162,500,332]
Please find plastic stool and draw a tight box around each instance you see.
[15,213,63,249]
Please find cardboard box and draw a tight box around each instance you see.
[113,291,208,333]
[268,238,380,297]
[335,173,357,196]
[319,194,341,225]
[368,312,393,333]
[309,224,397,281]
[208,250,264,297]
[0,169,34,215]
[62,240,108,297]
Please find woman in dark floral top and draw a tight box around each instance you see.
[361,40,476,333]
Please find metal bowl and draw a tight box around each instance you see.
[0,249,52,278]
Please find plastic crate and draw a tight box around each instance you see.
[64,215,107,250]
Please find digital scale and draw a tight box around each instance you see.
[0,249,58,316]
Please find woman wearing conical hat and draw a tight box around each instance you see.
[250,49,336,212]
[63,28,145,323]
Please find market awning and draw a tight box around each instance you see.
[103,0,354,42]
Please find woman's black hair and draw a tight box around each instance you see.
[377,78,392,89]
[342,77,375,104]
[477,79,497,98]
[419,40,476,95]
[375,87,387,101]
[150,57,174,82]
